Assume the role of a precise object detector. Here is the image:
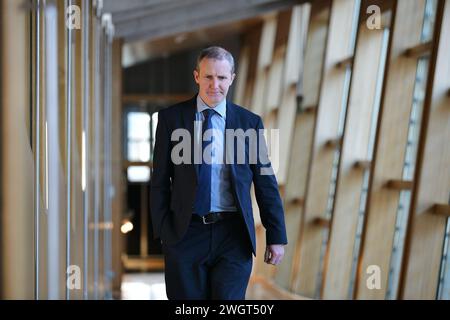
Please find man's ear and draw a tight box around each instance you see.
[230,73,236,85]
[193,70,199,84]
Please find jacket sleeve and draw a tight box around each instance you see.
[250,116,288,246]
[150,110,173,239]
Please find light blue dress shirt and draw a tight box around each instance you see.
[196,95,237,212]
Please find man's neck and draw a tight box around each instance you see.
[199,95,224,108]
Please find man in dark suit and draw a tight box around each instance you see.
[150,46,287,300]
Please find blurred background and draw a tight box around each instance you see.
[0,0,449,300]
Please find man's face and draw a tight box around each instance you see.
[194,58,235,107]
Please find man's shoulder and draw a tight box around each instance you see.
[158,96,196,117]
[228,102,262,122]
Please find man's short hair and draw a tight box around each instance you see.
[196,46,235,74]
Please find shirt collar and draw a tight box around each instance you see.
[196,94,226,119]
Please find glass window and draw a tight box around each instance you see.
[348,25,390,299]
[151,112,158,156]
[127,166,151,183]
[386,56,430,299]
[438,216,450,299]
[127,111,150,162]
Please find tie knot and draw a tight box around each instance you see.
[203,108,214,120]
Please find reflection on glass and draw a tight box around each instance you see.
[386,56,430,300]
[438,218,450,299]
[127,112,151,162]
[127,166,151,183]
[348,25,390,299]
[421,0,438,43]
[315,0,361,298]
[151,112,158,157]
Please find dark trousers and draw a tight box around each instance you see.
[162,213,253,300]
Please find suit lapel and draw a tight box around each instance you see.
[225,101,238,179]
[182,95,198,182]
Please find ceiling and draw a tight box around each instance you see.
[102,0,305,66]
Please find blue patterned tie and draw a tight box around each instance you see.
[194,109,214,216]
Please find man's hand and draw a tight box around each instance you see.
[264,244,285,265]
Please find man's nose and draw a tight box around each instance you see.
[210,78,219,89]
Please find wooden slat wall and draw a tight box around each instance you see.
[264,9,291,118]
[250,14,277,115]
[0,0,34,299]
[234,45,250,106]
[274,1,328,291]
[239,0,449,300]
[322,17,387,299]
[251,14,277,279]
[400,0,450,299]
[355,0,427,299]
[276,5,310,186]
[241,25,262,109]
[252,9,294,279]
[265,47,285,114]
[254,110,279,278]
[294,0,358,298]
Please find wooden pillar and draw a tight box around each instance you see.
[0,0,34,299]
[294,0,358,298]
[400,0,450,299]
[111,38,124,297]
[355,0,427,299]
[322,6,390,299]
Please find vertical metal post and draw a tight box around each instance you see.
[34,0,41,300]
[93,5,101,299]
[82,0,90,300]
[65,0,73,300]
[102,13,113,298]
[45,0,60,300]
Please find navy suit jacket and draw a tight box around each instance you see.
[150,95,287,255]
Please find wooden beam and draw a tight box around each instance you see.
[322,23,387,299]
[355,0,428,300]
[403,41,433,58]
[300,104,317,114]
[294,0,356,298]
[432,204,450,217]
[290,197,304,206]
[118,0,305,42]
[385,179,414,190]
[1,0,34,298]
[278,184,286,199]
[353,160,372,170]
[251,15,277,115]
[270,108,279,116]
[400,0,450,299]
[324,137,342,149]
[335,55,353,68]
[312,217,331,228]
